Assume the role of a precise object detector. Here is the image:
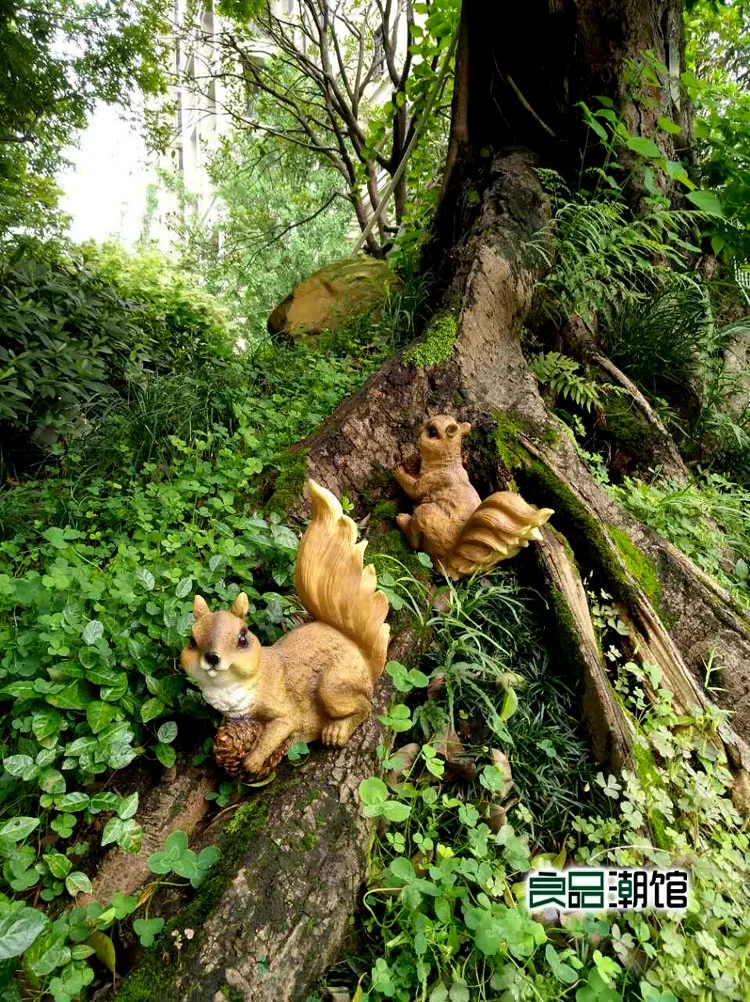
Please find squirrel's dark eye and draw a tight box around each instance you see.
[427,425,439,439]
[188,636,197,649]
[238,633,248,648]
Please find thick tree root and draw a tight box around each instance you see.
[560,313,690,482]
[535,524,633,769]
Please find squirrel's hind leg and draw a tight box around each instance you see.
[318,678,372,747]
[321,706,370,747]
[396,512,423,550]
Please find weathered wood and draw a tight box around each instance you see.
[535,525,633,769]
[83,756,219,909]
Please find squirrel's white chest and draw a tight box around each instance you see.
[202,681,257,718]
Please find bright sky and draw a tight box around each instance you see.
[57,104,153,247]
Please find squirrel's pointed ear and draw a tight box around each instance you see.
[231,592,249,619]
[461,422,472,435]
[193,595,210,620]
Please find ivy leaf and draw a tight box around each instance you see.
[82,620,104,645]
[0,907,48,960]
[157,721,178,744]
[0,816,40,841]
[87,701,118,734]
[43,852,72,879]
[118,792,139,819]
[141,697,165,723]
[155,742,176,768]
[65,871,93,896]
[101,817,124,847]
[3,754,38,780]
[136,568,156,591]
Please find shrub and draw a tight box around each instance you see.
[0,241,233,470]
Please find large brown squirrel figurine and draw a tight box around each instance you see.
[181,479,390,779]
[394,416,554,578]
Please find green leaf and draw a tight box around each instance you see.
[197,846,222,869]
[118,792,139,820]
[57,792,90,813]
[656,115,681,135]
[111,892,138,919]
[136,568,156,591]
[155,742,176,768]
[101,817,125,847]
[65,871,93,896]
[499,687,519,721]
[133,917,164,948]
[0,907,47,961]
[43,852,72,879]
[147,851,172,875]
[686,189,724,216]
[164,830,189,856]
[381,800,412,822]
[39,767,65,794]
[32,708,62,741]
[358,776,388,806]
[176,576,193,598]
[86,931,116,974]
[87,700,118,734]
[0,816,40,841]
[546,943,578,984]
[47,679,89,710]
[156,721,178,744]
[3,754,37,779]
[141,697,165,723]
[89,791,120,813]
[82,620,104,645]
[626,136,663,159]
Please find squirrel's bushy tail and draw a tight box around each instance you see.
[443,492,554,579]
[295,479,390,679]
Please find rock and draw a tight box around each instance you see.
[268,257,402,337]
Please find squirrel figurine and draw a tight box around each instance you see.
[394,415,554,579]
[181,479,390,779]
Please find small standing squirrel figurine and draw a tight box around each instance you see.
[394,416,554,578]
[181,479,390,779]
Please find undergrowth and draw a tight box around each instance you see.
[0,276,428,1000]
[346,566,750,1002]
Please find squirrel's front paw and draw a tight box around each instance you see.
[241,748,269,777]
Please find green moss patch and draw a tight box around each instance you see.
[265,450,308,515]
[403,312,458,368]
[492,412,529,474]
[606,524,664,616]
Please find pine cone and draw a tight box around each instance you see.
[212,718,292,781]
